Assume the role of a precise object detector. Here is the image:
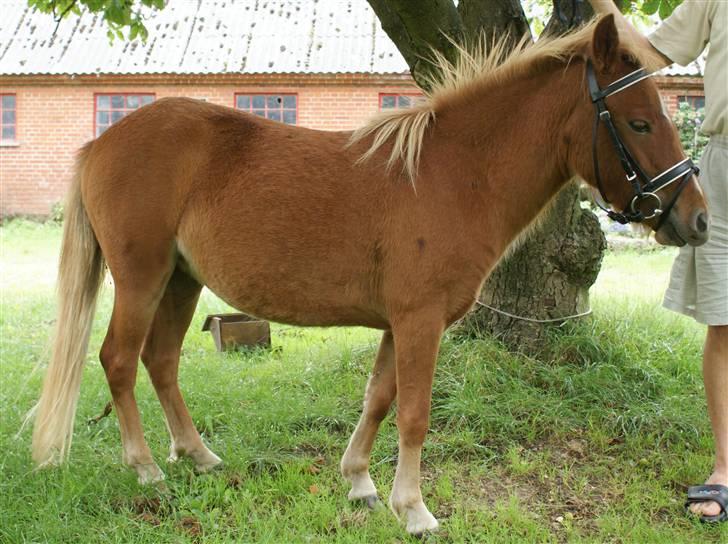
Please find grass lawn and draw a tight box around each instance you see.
[0,219,725,543]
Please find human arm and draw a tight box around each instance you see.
[587,0,672,69]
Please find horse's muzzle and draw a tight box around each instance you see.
[655,208,710,247]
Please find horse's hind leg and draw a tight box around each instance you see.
[140,266,222,472]
[341,331,396,506]
[100,272,174,484]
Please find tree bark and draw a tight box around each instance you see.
[458,0,532,47]
[465,184,606,353]
[366,0,464,89]
[369,0,607,354]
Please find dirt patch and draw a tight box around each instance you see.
[424,434,629,541]
[179,516,203,540]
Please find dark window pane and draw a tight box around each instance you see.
[96,111,109,125]
[679,95,706,110]
[381,95,395,109]
[236,95,250,109]
[2,110,15,124]
[2,126,15,140]
[252,95,265,109]
[126,95,140,108]
[398,96,411,108]
[97,95,110,109]
[282,110,296,124]
[282,95,296,108]
[111,95,125,108]
[1,95,15,109]
[253,109,265,117]
[111,111,125,123]
[267,110,281,122]
[267,95,282,108]
[141,95,154,105]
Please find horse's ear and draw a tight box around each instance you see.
[592,14,619,72]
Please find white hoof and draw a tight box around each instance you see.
[195,455,223,474]
[406,509,439,536]
[136,463,165,485]
[167,443,223,473]
[346,471,378,502]
[390,499,439,536]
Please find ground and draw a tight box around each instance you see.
[0,219,726,543]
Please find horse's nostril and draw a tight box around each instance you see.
[696,212,708,233]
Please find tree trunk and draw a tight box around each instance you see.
[369,0,607,354]
[464,184,605,353]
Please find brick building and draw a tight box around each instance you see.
[0,0,704,216]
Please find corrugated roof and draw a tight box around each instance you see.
[0,0,704,78]
[0,0,409,75]
[659,58,703,77]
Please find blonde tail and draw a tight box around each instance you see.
[31,147,105,466]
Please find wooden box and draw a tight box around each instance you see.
[201,313,271,351]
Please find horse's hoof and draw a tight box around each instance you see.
[407,515,439,537]
[391,499,439,536]
[195,457,223,474]
[352,494,381,510]
[136,463,165,485]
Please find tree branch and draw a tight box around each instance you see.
[366,0,464,90]
[457,0,532,48]
[543,0,595,37]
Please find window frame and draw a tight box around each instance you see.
[677,94,706,111]
[233,92,298,125]
[93,92,155,137]
[378,93,423,111]
[1,93,18,144]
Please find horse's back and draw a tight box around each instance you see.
[79,97,391,327]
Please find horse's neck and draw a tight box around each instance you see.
[431,63,583,254]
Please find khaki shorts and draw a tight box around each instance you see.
[663,135,728,326]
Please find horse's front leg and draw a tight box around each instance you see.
[389,315,443,535]
[341,331,396,506]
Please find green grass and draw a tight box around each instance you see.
[0,219,725,543]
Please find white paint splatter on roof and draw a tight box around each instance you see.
[0,0,409,75]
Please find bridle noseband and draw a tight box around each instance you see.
[586,59,699,228]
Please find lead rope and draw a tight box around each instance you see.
[475,300,593,324]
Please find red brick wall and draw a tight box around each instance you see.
[0,73,703,217]
[0,73,416,216]
[654,76,704,117]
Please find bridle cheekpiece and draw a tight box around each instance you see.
[586,59,699,228]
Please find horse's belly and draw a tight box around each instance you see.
[177,236,387,329]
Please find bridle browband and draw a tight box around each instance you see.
[586,59,699,227]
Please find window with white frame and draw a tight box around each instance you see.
[95,94,154,137]
[1,94,17,142]
[235,94,297,124]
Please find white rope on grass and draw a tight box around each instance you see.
[475,300,593,324]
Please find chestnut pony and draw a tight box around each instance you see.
[31,16,708,534]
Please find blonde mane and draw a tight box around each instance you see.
[350,17,663,182]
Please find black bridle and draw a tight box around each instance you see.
[586,59,699,228]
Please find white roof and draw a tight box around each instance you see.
[0,0,703,78]
[0,0,409,75]
[659,58,704,77]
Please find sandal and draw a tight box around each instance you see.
[685,484,728,523]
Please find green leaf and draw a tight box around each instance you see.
[641,0,660,16]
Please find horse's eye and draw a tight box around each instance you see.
[629,120,651,134]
